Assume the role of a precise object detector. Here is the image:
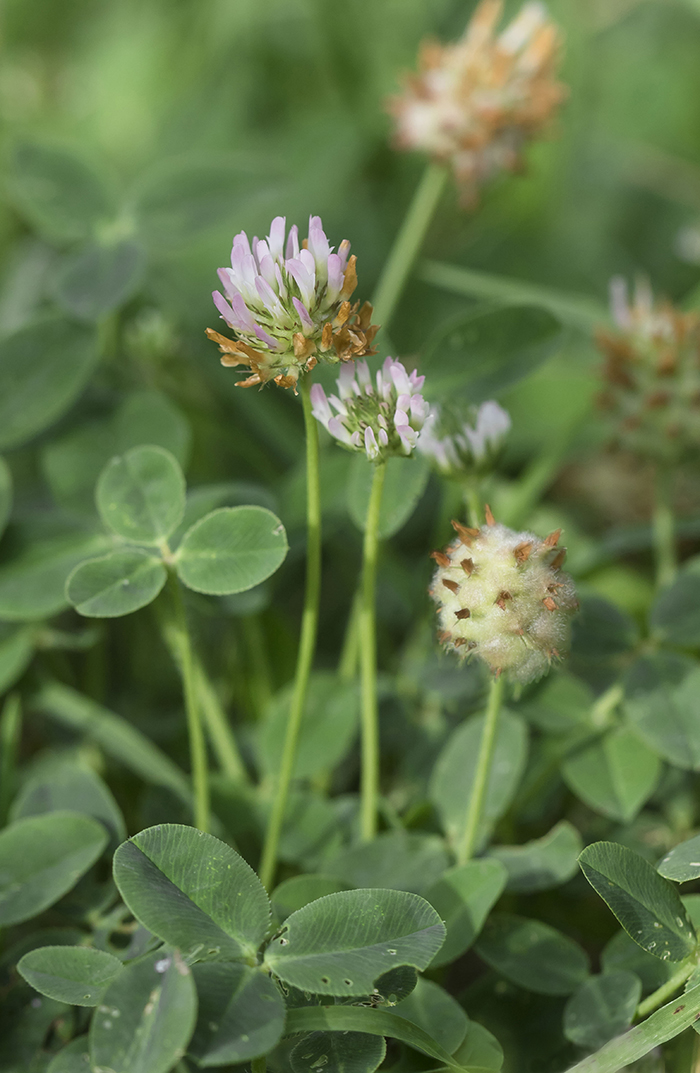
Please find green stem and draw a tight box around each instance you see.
[457,674,506,865]
[635,960,696,1020]
[259,376,322,889]
[194,660,248,783]
[564,978,700,1073]
[0,693,22,827]
[164,574,210,832]
[463,481,482,528]
[359,462,387,842]
[338,590,362,683]
[653,464,677,590]
[371,162,449,330]
[241,615,273,719]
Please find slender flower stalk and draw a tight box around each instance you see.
[259,376,322,890]
[359,462,387,841]
[193,658,248,784]
[457,673,506,864]
[162,574,210,832]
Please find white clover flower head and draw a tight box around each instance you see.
[430,509,578,684]
[387,0,565,203]
[418,400,511,474]
[311,357,429,463]
[598,277,700,463]
[206,215,379,389]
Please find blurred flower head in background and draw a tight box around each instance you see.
[311,357,429,462]
[418,399,511,475]
[597,277,700,463]
[387,0,566,202]
[207,215,379,389]
[430,512,577,684]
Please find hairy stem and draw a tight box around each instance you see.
[359,462,387,842]
[259,376,322,889]
[372,162,449,330]
[653,464,677,590]
[457,673,506,865]
[164,574,210,832]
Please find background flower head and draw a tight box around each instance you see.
[418,400,511,475]
[207,215,379,389]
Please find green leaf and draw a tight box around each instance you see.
[52,239,146,321]
[625,655,700,770]
[47,1037,92,1072]
[18,945,123,1007]
[265,888,445,996]
[89,950,197,1073]
[259,672,359,780]
[394,977,469,1055]
[326,830,450,895]
[562,982,700,1073]
[284,1005,464,1071]
[0,316,100,451]
[0,811,108,925]
[0,532,110,621]
[658,835,700,883]
[189,962,286,1066]
[176,506,288,595]
[564,971,642,1051]
[272,875,352,925]
[66,548,167,617]
[8,142,116,242]
[0,624,34,693]
[601,930,674,994]
[578,842,696,962]
[114,390,191,469]
[10,755,126,849]
[0,456,11,540]
[347,454,430,539]
[372,965,418,1005]
[475,913,590,995]
[113,824,270,961]
[430,710,528,850]
[451,1022,504,1072]
[291,1031,385,1073]
[34,681,192,805]
[561,727,660,822]
[488,821,583,893]
[424,859,508,968]
[421,304,564,403]
[650,571,700,645]
[96,444,186,545]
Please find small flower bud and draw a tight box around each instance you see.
[206,215,379,389]
[387,0,566,203]
[311,357,429,463]
[596,278,700,464]
[418,401,511,475]
[430,512,578,684]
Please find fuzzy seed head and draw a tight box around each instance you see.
[430,516,577,684]
[206,215,379,389]
[386,0,566,203]
[597,277,700,463]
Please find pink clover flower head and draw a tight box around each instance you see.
[311,357,429,463]
[206,215,379,389]
[418,400,511,474]
[387,0,566,204]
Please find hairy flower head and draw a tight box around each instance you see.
[430,509,577,684]
[597,277,700,463]
[206,215,379,389]
[311,357,429,462]
[418,400,511,475]
[387,0,565,202]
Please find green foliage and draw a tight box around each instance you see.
[561,727,661,823]
[66,548,167,616]
[579,842,697,962]
[658,834,700,883]
[89,951,197,1073]
[264,888,445,996]
[0,811,108,925]
[290,1030,386,1073]
[189,962,286,1065]
[96,445,186,545]
[488,821,582,893]
[424,859,507,968]
[475,914,590,996]
[113,824,270,961]
[394,977,470,1055]
[176,505,289,595]
[347,454,430,538]
[564,971,642,1051]
[18,946,124,1006]
[52,239,146,321]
